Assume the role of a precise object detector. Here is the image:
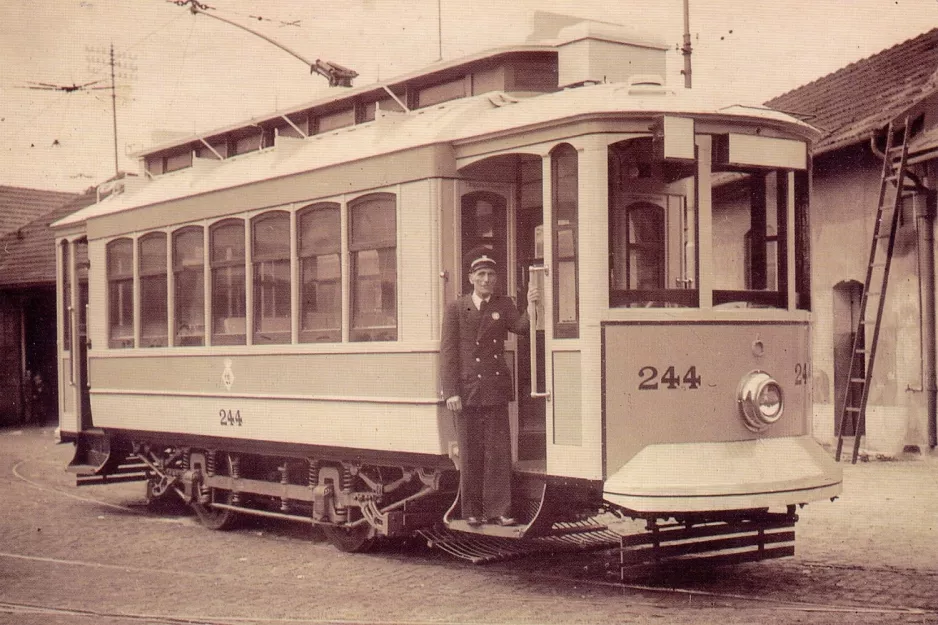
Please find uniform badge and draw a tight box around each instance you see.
[492,311,500,320]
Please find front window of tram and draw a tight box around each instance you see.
[711,169,791,309]
[608,138,698,308]
[608,136,808,311]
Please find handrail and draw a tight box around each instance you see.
[528,266,550,400]
[68,306,77,386]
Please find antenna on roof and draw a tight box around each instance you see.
[169,0,358,87]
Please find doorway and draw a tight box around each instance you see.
[833,280,865,436]
[458,159,547,467]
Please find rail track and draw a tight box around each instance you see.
[5,455,937,623]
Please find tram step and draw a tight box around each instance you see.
[76,471,148,487]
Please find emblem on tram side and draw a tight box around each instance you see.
[222,358,235,391]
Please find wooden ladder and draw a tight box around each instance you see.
[835,120,912,463]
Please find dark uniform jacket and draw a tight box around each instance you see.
[440,294,530,407]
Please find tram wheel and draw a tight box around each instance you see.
[322,523,377,553]
[192,490,240,531]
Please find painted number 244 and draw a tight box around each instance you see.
[638,365,702,390]
[219,409,243,426]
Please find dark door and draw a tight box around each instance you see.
[833,280,865,436]
[0,300,23,425]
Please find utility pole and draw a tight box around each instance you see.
[85,44,137,178]
[682,0,693,89]
[108,45,118,177]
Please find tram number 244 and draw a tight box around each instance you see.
[219,409,243,426]
[638,365,702,390]
[638,363,810,390]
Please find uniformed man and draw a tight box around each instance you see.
[440,253,538,527]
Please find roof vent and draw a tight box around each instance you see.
[551,19,668,89]
[627,74,671,95]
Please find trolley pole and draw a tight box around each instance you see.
[682,0,693,89]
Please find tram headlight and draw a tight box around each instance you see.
[737,371,784,432]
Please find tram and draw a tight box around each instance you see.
[54,19,842,561]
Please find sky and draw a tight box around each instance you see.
[1,0,937,193]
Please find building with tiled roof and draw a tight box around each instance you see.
[767,28,938,158]
[0,186,78,239]
[0,192,95,289]
[765,29,938,458]
[0,190,92,426]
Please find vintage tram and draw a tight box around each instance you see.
[54,19,842,561]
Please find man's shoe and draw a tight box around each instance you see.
[465,516,483,527]
[492,516,517,526]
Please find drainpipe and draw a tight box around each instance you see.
[917,186,937,448]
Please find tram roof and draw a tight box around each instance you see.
[54,62,816,229]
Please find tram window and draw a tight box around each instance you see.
[298,204,341,343]
[608,138,698,308]
[551,144,579,337]
[614,202,665,288]
[417,77,466,108]
[711,170,788,308]
[61,241,70,351]
[252,212,291,344]
[106,238,134,348]
[173,227,205,346]
[317,108,355,133]
[461,192,507,294]
[139,233,168,347]
[165,151,192,173]
[233,131,262,156]
[211,220,247,345]
[349,193,397,342]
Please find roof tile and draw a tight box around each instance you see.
[0,186,78,238]
[0,192,97,288]
[767,28,938,155]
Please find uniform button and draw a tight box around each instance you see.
[494,354,499,359]
[477,374,482,378]
[476,341,480,346]
[475,357,481,362]
[496,371,500,376]
[493,339,497,343]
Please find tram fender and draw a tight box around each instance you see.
[603,436,843,513]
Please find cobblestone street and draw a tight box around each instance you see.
[1,426,937,624]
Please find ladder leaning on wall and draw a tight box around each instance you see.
[835,119,914,463]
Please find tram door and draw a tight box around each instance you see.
[59,239,92,434]
[459,183,547,467]
[459,176,547,470]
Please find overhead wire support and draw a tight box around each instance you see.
[169,0,357,87]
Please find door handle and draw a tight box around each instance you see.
[68,306,76,387]
[527,266,551,401]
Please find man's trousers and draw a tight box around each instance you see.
[455,404,512,519]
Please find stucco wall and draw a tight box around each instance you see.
[810,147,930,455]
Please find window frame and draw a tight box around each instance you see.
[138,232,168,348]
[711,168,790,309]
[298,202,342,343]
[172,226,206,347]
[348,192,398,342]
[550,144,579,338]
[210,219,247,346]
[61,240,71,351]
[106,237,135,348]
[251,211,292,345]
